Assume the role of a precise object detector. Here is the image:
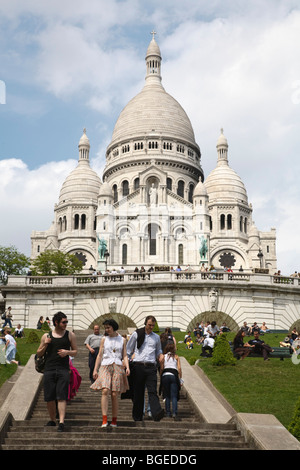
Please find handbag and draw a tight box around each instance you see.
[34,352,47,373]
[34,332,51,373]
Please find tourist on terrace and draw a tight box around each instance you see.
[91,319,130,428]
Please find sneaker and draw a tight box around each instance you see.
[101,422,108,428]
[45,421,56,427]
[57,423,65,432]
[110,423,117,428]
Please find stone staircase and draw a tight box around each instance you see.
[1,330,252,451]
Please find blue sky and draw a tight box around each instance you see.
[1,0,300,275]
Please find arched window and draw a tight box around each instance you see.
[177,180,184,198]
[244,217,247,233]
[220,214,225,230]
[122,244,127,265]
[240,216,243,232]
[167,177,172,190]
[63,216,67,231]
[148,223,158,256]
[113,184,118,203]
[74,214,79,230]
[122,180,129,197]
[134,178,140,190]
[178,244,184,265]
[227,214,232,230]
[81,214,86,230]
[188,183,194,203]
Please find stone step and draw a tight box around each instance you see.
[0,330,252,451]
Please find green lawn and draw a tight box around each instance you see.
[0,329,43,387]
[173,331,300,430]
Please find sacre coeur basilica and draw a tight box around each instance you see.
[4,35,300,332]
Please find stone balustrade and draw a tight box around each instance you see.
[6,271,300,288]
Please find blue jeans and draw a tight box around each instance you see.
[161,374,178,416]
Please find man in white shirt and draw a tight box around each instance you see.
[126,315,164,422]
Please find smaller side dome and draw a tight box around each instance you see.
[79,128,90,147]
[193,177,208,197]
[99,179,113,197]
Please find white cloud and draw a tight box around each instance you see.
[0,158,77,255]
[0,1,300,276]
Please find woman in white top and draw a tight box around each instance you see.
[91,319,130,428]
[160,343,182,420]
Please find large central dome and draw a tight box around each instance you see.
[110,85,196,146]
[108,36,197,148]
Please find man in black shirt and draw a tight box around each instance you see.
[37,311,78,431]
[248,331,273,361]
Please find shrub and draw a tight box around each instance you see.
[211,333,236,366]
[288,396,300,439]
[26,330,40,344]
[41,321,50,331]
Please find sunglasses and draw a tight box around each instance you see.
[61,320,68,324]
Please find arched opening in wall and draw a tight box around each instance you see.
[122,244,127,265]
[177,180,184,198]
[186,311,239,333]
[188,183,194,203]
[227,214,232,230]
[90,313,137,332]
[134,178,140,190]
[74,214,79,230]
[167,177,172,191]
[178,244,184,265]
[220,214,225,230]
[81,214,86,230]
[122,180,129,197]
[148,223,158,255]
[113,184,118,203]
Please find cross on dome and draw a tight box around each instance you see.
[150,30,157,40]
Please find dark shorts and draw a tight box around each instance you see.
[43,368,70,402]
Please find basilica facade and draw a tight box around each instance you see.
[31,36,277,275]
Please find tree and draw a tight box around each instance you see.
[0,245,30,284]
[31,250,83,276]
[211,333,236,366]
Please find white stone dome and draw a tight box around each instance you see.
[109,37,196,148]
[204,130,248,203]
[204,164,248,203]
[99,179,113,197]
[193,178,208,197]
[59,130,101,204]
[110,87,196,146]
[59,162,101,204]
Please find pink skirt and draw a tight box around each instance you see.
[90,363,129,393]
